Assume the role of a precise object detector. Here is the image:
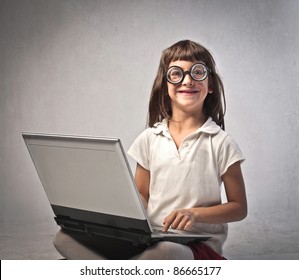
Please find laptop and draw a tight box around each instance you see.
[22,132,210,246]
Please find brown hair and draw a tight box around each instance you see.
[148,40,226,129]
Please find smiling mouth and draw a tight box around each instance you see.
[178,90,199,94]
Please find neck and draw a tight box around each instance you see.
[169,111,207,132]
[167,112,207,149]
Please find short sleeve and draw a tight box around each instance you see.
[127,129,151,171]
[218,134,245,176]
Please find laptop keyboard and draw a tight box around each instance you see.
[152,229,178,235]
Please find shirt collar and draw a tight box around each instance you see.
[152,117,221,136]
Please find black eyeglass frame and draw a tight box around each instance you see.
[165,63,211,85]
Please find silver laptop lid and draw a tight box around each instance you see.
[23,133,148,221]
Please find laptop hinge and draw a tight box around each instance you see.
[55,216,151,246]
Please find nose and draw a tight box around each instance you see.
[182,71,194,85]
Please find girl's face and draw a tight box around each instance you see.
[166,60,212,116]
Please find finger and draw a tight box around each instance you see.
[162,211,177,232]
[176,215,192,230]
[184,220,193,231]
[170,213,185,229]
[162,220,171,232]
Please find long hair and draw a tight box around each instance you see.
[148,40,226,130]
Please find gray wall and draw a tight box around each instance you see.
[1,0,298,259]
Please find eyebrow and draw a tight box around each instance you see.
[168,61,205,68]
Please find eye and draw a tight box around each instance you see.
[170,70,182,77]
[192,64,207,79]
[167,67,183,83]
[193,69,204,75]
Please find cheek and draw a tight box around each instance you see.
[197,80,211,94]
[167,83,176,95]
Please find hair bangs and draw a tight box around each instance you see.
[166,41,209,66]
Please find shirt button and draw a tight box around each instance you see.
[184,142,189,147]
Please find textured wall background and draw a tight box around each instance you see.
[1,0,298,259]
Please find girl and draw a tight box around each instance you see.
[54,39,247,259]
[127,39,247,259]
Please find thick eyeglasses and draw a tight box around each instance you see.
[166,63,210,84]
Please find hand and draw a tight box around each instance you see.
[162,209,195,232]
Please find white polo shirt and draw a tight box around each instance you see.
[128,117,245,255]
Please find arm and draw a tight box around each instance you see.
[163,161,247,231]
[134,163,150,209]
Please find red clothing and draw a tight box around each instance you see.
[188,242,226,260]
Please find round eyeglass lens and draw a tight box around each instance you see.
[191,64,208,81]
[167,66,183,84]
